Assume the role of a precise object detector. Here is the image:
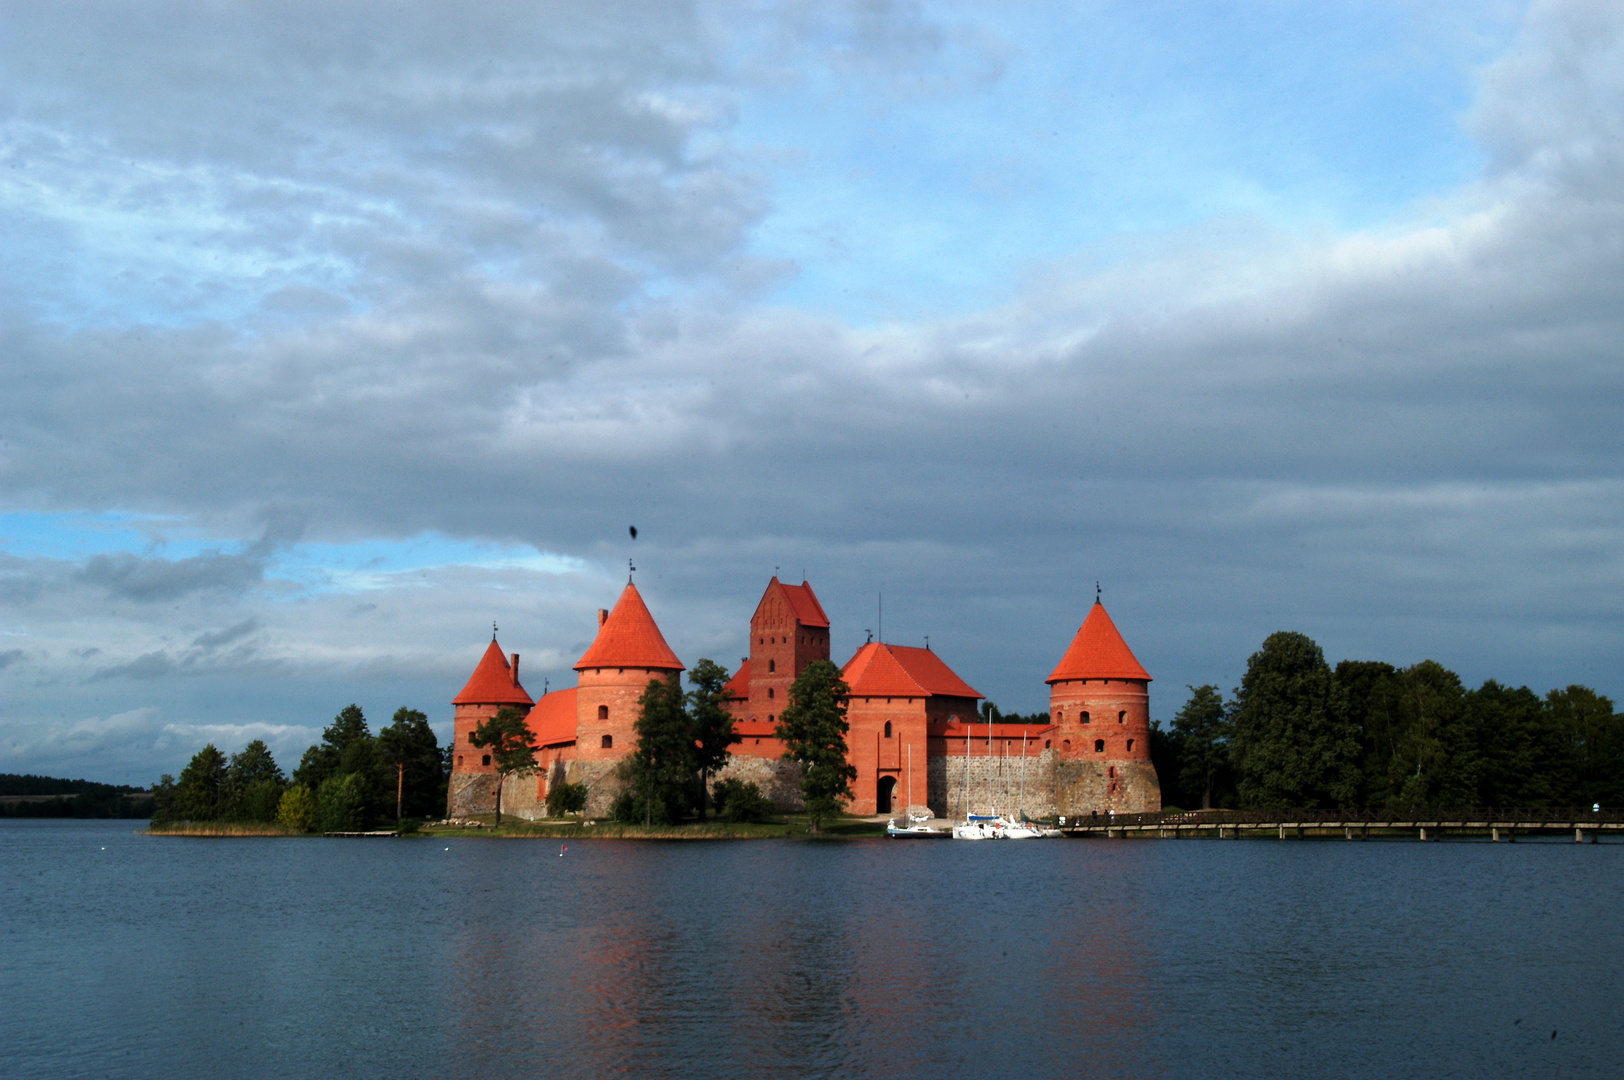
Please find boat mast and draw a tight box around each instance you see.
[1019,729,1028,819]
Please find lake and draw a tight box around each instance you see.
[2,819,1619,1078]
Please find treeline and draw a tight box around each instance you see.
[151,705,447,832]
[0,774,153,818]
[1151,631,1624,812]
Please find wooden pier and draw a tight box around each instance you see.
[1061,807,1623,842]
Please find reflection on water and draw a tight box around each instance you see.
[3,820,1621,1079]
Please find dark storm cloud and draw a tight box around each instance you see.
[0,1,1621,783]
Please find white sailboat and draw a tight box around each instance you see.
[888,743,947,838]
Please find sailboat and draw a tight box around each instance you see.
[887,742,947,838]
[953,714,1005,839]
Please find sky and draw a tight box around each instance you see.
[2,0,1621,786]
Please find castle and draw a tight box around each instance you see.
[447,576,1161,820]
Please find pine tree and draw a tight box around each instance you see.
[775,659,856,833]
[686,659,738,819]
[1230,632,1360,810]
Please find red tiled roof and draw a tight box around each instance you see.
[841,642,982,700]
[525,686,578,748]
[452,639,534,706]
[774,578,830,628]
[930,716,1057,739]
[574,583,684,672]
[723,658,751,700]
[1047,603,1151,683]
[732,717,782,739]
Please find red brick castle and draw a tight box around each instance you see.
[447,577,1161,819]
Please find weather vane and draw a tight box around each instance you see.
[628,558,636,583]
[492,620,498,640]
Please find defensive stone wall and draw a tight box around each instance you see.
[1051,758,1161,816]
[714,755,804,811]
[930,751,1162,819]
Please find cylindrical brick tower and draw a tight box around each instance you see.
[1047,601,1161,814]
[573,582,684,766]
[447,637,533,816]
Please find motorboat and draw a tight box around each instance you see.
[887,817,948,838]
[952,815,1002,840]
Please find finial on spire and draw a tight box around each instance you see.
[1096,580,1101,604]
[865,628,873,644]
[924,634,930,651]
[628,558,635,584]
[492,620,498,640]
[543,676,549,696]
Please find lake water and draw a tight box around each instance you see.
[2,819,1620,1079]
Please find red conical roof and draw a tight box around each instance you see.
[842,642,982,700]
[453,639,534,705]
[574,583,684,672]
[1046,603,1151,683]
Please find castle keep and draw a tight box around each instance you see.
[447,576,1161,820]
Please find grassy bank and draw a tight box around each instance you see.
[145,821,304,837]
[421,816,888,840]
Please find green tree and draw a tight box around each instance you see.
[1384,661,1475,812]
[775,659,856,833]
[173,744,229,821]
[1171,685,1232,810]
[149,774,178,823]
[1469,680,1570,808]
[292,704,372,792]
[545,780,589,818]
[377,707,442,823]
[1230,632,1360,810]
[712,778,774,823]
[277,785,317,832]
[1546,686,1622,806]
[469,706,539,827]
[687,659,738,819]
[316,773,370,832]
[225,739,286,822]
[614,675,697,826]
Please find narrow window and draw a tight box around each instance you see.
[768,687,774,699]
[1109,766,1115,778]
[1094,740,1104,753]
[884,721,892,738]
[1127,738,1135,752]
[768,659,776,673]
[601,734,613,749]
[456,755,463,767]
[768,714,774,723]
[1118,711,1126,724]
[482,754,491,767]
[1045,740,1051,749]
[1063,740,1071,750]
[598,705,609,720]
[1081,711,1090,724]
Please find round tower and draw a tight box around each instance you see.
[447,637,533,816]
[1046,601,1161,814]
[572,582,684,765]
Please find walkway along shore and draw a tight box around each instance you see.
[1064,807,1623,841]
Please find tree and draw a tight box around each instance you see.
[712,778,774,823]
[1230,632,1360,810]
[292,704,372,791]
[1469,680,1569,808]
[545,781,588,817]
[614,675,697,826]
[1171,685,1233,810]
[469,706,539,827]
[226,739,286,822]
[377,707,441,823]
[173,744,229,821]
[1546,686,1622,806]
[316,773,370,832]
[277,785,316,832]
[775,659,856,833]
[687,659,738,819]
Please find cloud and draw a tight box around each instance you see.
[0,1,1622,782]
[192,618,261,651]
[0,649,24,671]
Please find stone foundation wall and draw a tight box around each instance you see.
[714,755,804,811]
[1051,758,1161,817]
[934,751,1057,819]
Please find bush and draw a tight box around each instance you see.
[712,779,774,823]
[546,781,588,817]
[276,785,317,833]
[316,774,369,832]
